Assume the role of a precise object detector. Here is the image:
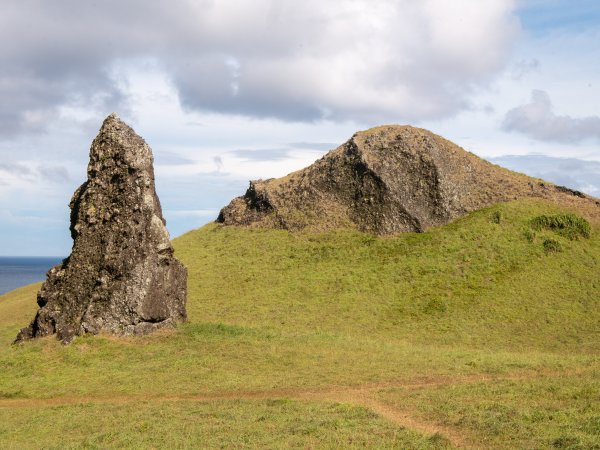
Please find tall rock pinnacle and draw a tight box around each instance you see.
[16,114,187,344]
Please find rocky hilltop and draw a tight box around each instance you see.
[16,114,187,344]
[218,125,599,234]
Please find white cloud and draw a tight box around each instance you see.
[502,90,600,143]
[0,0,520,137]
[490,154,600,196]
[0,161,70,184]
[166,209,220,218]
[510,58,540,79]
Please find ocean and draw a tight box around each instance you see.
[0,257,65,296]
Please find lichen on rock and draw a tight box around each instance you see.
[15,113,187,344]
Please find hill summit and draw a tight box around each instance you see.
[218,125,598,234]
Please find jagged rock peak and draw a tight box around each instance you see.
[16,114,187,344]
[218,125,599,234]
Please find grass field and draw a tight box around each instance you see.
[1,198,599,449]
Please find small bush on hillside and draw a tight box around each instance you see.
[523,229,536,242]
[551,435,580,449]
[428,432,451,447]
[490,210,503,224]
[530,214,591,240]
[543,238,563,254]
[423,298,447,314]
[0,389,24,399]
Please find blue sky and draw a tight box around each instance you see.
[0,0,599,256]
[519,0,600,34]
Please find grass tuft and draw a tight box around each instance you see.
[523,228,536,242]
[490,210,502,224]
[551,435,581,449]
[543,238,563,253]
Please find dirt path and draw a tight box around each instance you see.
[0,368,587,449]
[294,386,471,448]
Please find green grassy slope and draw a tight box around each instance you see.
[179,199,599,353]
[0,198,599,449]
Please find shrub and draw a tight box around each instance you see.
[543,238,563,253]
[530,214,591,240]
[490,210,502,224]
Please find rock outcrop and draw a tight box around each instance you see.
[16,114,187,344]
[218,125,600,234]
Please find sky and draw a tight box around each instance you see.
[0,0,599,256]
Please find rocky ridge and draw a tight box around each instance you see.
[218,125,600,234]
[16,114,187,344]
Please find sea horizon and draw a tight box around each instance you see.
[0,256,65,296]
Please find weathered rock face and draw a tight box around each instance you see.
[218,125,600,234]
[16,114,187,344]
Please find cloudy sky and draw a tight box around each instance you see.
[1,0,599,255]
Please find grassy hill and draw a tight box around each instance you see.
[1,198,599,449]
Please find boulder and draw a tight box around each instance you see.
[16,114,187,344]
[218,125,600,234]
